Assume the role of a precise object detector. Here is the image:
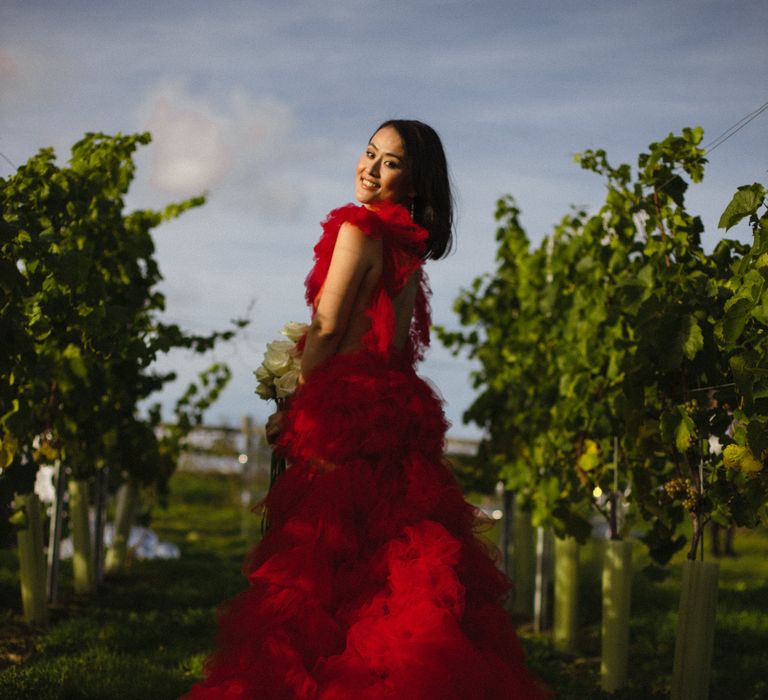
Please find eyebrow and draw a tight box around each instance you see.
[368,140,404,160]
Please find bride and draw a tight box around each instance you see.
[183,120,548,699]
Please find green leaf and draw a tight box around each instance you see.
[578,440,600,472]
[679,316,704,360]
[718,184,766,231]
[730,354,754,403]
[661,407,695,452]
[63,343,87,378]
[675,411,695,452]
[747,418,768,458]
[718,298,752,345]
[0,433,18,468]
[751,294,768,326]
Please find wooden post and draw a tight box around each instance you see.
[601,539,633,691]
[47,462,67,604]
[671,560,719,700]
[68,478,94,594]
[554,535,580,653]
[15,491,49,625]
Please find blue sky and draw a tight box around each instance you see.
[2,0,767,437]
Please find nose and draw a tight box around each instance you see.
[367,157,381,176]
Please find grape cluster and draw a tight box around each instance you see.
[683,399,699,416]
[663,477,699,511]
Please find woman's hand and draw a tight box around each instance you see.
[265,410,285,445]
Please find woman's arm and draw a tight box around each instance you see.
[299,222,376,381]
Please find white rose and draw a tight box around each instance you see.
[254,365,270,382]
[263,340,294,376]
[255,380,275,400]
[281,321,309,343]
[268,339,295,353]
[274,369,300,399]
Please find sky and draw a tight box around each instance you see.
[2,0,767,438]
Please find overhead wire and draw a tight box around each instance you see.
[701,99,768,156]
[639,97,768,204]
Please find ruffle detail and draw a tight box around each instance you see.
[303,202,431,364]
[184,353,548,699]
[277,351,447,468]
[185,465,544,699]
[305,202,427,306]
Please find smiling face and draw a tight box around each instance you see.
[355,125,415,207]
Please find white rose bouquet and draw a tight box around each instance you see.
[255,322,309,526]
[254,322,309,402]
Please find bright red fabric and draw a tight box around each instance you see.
[183,203,549,699]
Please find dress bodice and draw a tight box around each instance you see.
[303,202,432,365]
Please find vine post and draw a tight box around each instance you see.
[553,535,579,654]
[105,479,140,575]
[510,498,536,619]
[67,478,94,595]
[14,491,48,624]
[600,539,632,691]
[671,560,719,700]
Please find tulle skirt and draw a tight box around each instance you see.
[183,351,548,699]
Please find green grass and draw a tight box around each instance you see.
[0,472,248,699]
[1,472,767,699]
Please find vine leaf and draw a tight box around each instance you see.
[718,183,766,231]
[679,316,704,360]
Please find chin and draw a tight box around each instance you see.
[355,190,377,205]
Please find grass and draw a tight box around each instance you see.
[0,472,248,699]
[1,471,767,699]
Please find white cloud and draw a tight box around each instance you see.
[138,82,305,220]
[147,104,230,195]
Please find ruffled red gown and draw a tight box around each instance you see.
[183,203,548,700]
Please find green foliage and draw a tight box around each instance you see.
[439,126,768,567]
[718,184,766,231]
[0,132,246,527]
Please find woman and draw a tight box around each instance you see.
[183,120,548,699]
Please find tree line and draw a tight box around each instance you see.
[1,132,244,621]
[439,126,768,575]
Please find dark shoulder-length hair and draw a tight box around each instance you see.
[373,119,454,260]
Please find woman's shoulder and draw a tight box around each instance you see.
[321,203,382,239]
[321,202,428,252]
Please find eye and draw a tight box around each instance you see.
[384,160,401,169]
[366,150,375,159]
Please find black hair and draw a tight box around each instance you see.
[372,119,454,260]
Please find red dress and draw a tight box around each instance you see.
[183,203,548,700]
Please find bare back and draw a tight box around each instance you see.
[334,240,420,355]
[300,216,426,381]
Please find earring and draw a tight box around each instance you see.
[410,200,415,220]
